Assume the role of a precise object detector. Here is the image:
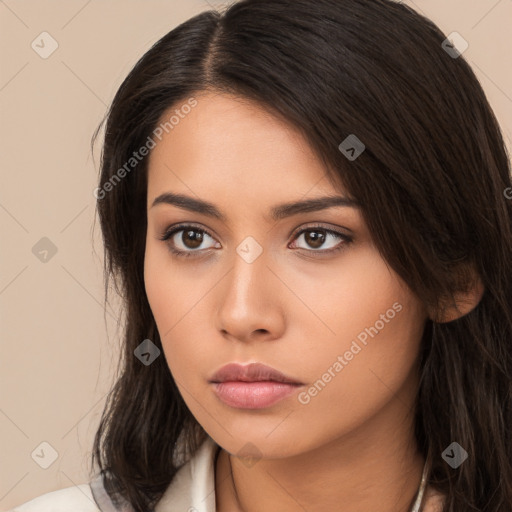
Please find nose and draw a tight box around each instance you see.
[215,245,286,344]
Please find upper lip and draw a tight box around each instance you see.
[209,362,303,385]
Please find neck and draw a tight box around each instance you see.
[215,372,425,512]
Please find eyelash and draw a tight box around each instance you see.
[157,223,353,259]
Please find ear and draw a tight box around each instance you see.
[429,267,485,323]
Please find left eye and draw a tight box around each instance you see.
[290,227,350,252]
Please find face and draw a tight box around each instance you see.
[144,91,429,458]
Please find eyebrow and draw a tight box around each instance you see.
[150,192,360,222]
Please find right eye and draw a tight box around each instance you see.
[158,224,221,258]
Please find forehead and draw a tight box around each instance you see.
[146,92,347,215]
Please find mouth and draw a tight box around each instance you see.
[209,362,303,385]
[209,362,304,409]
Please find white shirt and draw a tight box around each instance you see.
[9,436,445,512]
[9,436,221,512]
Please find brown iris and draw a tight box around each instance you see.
[304,230,325,249]
[181,229,204,249]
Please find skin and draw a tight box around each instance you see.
[144,91,465,511]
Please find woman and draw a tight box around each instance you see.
[11,0,512,510]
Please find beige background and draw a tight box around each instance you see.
[1,0,510,510]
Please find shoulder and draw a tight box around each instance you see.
[8,483,101,512]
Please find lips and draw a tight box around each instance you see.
[209,362,304,409]
[209,362,303,385]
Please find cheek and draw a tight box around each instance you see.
[144,244,182,359]
[144,240,191,330]
[288,248,426,416]
[144,245,169,326]
[282,244,411,346]
[289,298,425,447]
[143,243,212,384]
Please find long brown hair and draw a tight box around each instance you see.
[91,0,512,510]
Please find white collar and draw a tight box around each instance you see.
[155,436,220,512]
[93,437,433,512]
[155,437,429,512]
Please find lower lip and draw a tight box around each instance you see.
[211,381,302,409]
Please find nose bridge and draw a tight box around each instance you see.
[216,235,282,339]
[226,236,270,310]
